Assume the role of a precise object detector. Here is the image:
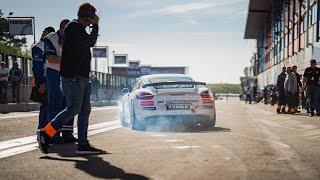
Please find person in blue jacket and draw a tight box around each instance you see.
[43,19,77,143]
[32,27,55,130]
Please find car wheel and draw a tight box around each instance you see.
[212,114,216,127]
[131,102,145,131]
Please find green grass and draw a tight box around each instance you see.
[207,83,241,94]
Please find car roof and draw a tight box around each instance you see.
[139,74,193,83]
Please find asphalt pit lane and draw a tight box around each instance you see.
[171,145,201,150]
[151,134,167,138]
[164,139,183,143]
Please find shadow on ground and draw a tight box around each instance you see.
[41,144,149,180]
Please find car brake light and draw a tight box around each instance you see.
[141,101,154,106]
[200,90,212,98]
[200,90,213,104]
[136,92,155,100]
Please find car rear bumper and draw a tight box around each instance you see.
[142,114,214,126]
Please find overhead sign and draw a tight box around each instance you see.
[8,19,33,35]
[92,47,108,58]
[114,55,127,64]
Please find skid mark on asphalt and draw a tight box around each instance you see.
[246,106,320,179]
[214,145,247,179]
[249,106,320,142]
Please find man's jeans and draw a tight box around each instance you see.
[46,68,74,137]
[38,103,48,129]
[307,86,320,114]
[51,77,91,145]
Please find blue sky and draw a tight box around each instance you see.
[1,0,255,83]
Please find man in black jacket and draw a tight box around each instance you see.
[38,3,103,155]
[276,67,287,113]
[292,65,302,112]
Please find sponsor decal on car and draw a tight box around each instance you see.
[143,107,157,110]
[165,99,199,104]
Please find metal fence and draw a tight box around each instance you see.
[0,52,137,91]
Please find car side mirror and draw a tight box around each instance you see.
[121,88,130,95]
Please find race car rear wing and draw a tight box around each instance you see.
[142,81,207,88]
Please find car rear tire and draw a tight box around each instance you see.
[131,103,145,131]
[202,115,216,129]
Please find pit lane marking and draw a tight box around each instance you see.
[0,120,121,159]
[0,106,118,120]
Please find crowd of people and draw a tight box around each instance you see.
[0,61,23,104]
[276,59,320,117]
[31,3,104,155]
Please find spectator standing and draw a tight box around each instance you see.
[0,62,9,104]
[292,65,302,112]
[38,3,103,155]
[252,84,257,103]
[302,59,320,117]
[284,67,297,114]
[9,61,23,103]
[44,19,77,143]
[32,27,55,129]
[245,88,252,104]
[90,74,99,101]
[276,67,287,113]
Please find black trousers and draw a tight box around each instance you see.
[286,92,295,110]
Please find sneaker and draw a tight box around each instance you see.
[309,112,314,117]
[63,136,78,144]
[37,130,49,154]
[76,143,103,155]
[49,136,63,145]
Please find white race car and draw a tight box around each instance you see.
[119,74,216,130]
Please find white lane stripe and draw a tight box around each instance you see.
[0,106,118,120]
[0,120,120,151]
[0,114,38,120]
[0,143,38,159]
[0,124,121,159]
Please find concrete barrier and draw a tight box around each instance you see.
[0,103,40,113]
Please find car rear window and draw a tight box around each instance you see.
[149,76,193,83]
[148,76,194,89]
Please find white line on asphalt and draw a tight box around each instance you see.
[0,106,119,120]
[0,120,121,159]
[0,114,38,120]
[0,120,120,151]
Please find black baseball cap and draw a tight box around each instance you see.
[44,26,55,33]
